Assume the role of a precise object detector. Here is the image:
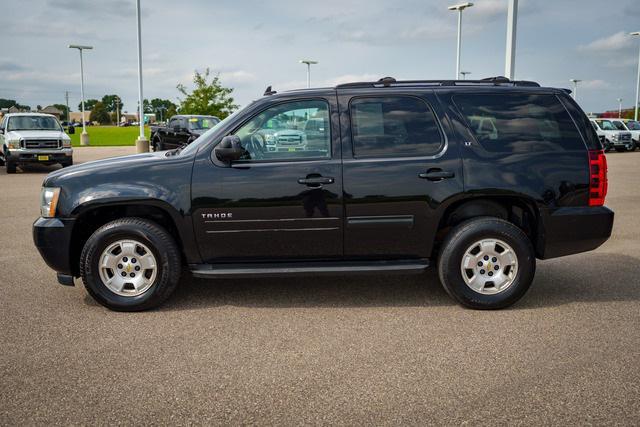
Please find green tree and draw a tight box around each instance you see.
[0,98,30,110]
[52,104,69,119]
[78,99,99,111]
[101,95,122,113]
[146,98,177,121]
[89,102,111,125]
[177,68,238,118]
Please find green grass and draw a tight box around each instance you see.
[69,126,151,147]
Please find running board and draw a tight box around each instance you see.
[190,259,430,279]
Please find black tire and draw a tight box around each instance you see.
[61,158,73,168]
[6,160,16,174]
[155,140,164,152]
[79,218,181,311]
[615,146,626,152]
[437,217,536,309]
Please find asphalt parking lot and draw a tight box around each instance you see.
[1,147,639,424]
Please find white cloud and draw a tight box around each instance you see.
[579,31,634,52]
[581,79,611,90]
[219,70,257,84]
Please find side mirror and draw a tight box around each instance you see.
[67,126,75,134]
[215,135,246,163]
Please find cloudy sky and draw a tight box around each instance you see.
[2,0,640,114]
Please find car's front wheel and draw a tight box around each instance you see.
[438,217,536,309]
[5,160,16,174]
[79,218,181,311]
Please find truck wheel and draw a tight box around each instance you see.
[79,218,181,311]
[62,158,73,168]
[5,161,16,174]
[155,140,164,152]
[437,217,536,309]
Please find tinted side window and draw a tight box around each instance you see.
[350,97,443,158]
[234,99,330,161]
[454,93,585,152]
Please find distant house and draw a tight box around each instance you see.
[38,105,64,119]
[69,111,90,123]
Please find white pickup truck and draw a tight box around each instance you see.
[0,113,73,173]
[610,119,640,149]
[589,118,635,152]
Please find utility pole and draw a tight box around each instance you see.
[115,96,121,126]
[64,91,70,122]
[68,44,93,145]
[631,32,640,121]
[505,0,518,80]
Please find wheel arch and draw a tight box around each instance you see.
[434,195,540,258]
[68,201,186,276]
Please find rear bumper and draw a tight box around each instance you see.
[537,206,614,259]
[33,217,75,277]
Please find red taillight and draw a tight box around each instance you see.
[588,149,608,207]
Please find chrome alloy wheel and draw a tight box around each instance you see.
[98,239,158,297]
[460,238,518,295]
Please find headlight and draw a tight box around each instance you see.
[62,139,71,148]
[612,134,619,142]
[7,139,21,149]
[40,187,61,218]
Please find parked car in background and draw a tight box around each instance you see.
[0,113,73,173]
[611,119,640,148]
[150,115,220,151]
[33,76,613,311]
[590,118,634,152]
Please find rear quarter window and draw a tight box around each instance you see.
[453,93,586,152]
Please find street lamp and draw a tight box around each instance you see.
[460,71,471,80]
[68,44,93,145]
[448,2,474,80]
[135,0,149,152]
[299,60,318,88]
[631,31,640,121]
[617,98,623,118]
[569,79,581,101]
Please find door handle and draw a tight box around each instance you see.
[418,169,455,181]
[297,176,334,186]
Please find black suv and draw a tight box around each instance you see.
[33,77,614,311]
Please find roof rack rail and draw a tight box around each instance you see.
[335,76,540,89]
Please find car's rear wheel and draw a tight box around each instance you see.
[79,218,181,311]
[438,217,536,309]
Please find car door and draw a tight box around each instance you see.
[338,90,463,259]
[164,117,180,149]
[191,96,343,262]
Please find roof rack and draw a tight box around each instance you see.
[335,76,540,89]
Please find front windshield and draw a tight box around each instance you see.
[596,120,616,131]
[612,121,627,130]
[7,116,61,131]
[187,116,220,130]
[626,121,640,130]
[179,107,248,156]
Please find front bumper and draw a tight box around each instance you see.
[536,206,614,259]
[7,148,73,164]
[33,217,75,277]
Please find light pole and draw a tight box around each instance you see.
[631,32,640,121]
[569,79,581,102]
[617,98,623,118]
[68,44,93,145]
[505,0,518,79]
[460,71,471,80]
[299,60,318,88]
[448,2,474,80]
[135,0,149,152]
